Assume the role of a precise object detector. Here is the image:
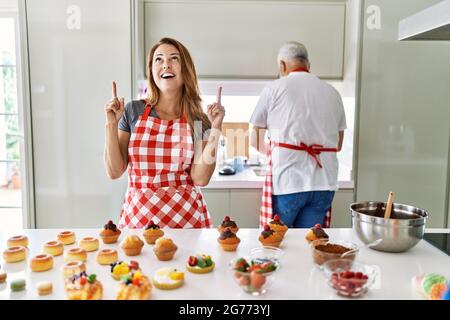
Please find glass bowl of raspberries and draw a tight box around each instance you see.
[322,259,378,298]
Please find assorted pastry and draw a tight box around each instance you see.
[64,247,87,262]
[412,273,449,300]
[217,216,239,234]
[30,254,54,272]
[120,235,144,256]
[57,231,76,245]
[217,228,241,251]
[110,260,141,281]
[117,270,152,300]
[79,237,99,252]
[43,240,64,256]
[10,279,26,292]
[62,261,86,279]
[305,224,329,243]
[65,272,103,300]
[258,225,283,248]
[96,248,118,265]
[186,254,215,274]
[37,281,53,296]
[152,267,185,290]
[268,215,288,237]
[3,246,27,263]
[100,220,121,244]
[143,220,164,244]
[0,271,7,284]
[153,237,178,261]
[7,235,29,248]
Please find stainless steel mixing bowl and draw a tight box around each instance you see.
[350,201,428,253]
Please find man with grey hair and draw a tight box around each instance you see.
[250,41,346,228]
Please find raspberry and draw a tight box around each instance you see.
[314,224,321,229]
[263,225,270,231]
[274,215,280,222]
[224,216,230,222]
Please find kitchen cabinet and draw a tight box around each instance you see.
[201,189,230,226]
[356,0,450,227]
[25,0,132,228]
[202,186,354,228]
[144,0,346,79]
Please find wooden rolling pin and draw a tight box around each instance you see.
[384,191,395,219]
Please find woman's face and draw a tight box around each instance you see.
[152,44,184,94]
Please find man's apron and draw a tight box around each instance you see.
[119,102,212,229]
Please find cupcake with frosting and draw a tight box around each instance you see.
[143,221,164,244]
[217,216,239,234]
[258,225,283,248]
[217,228,240,251]
[99,220,121,244]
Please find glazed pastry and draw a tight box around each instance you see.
[258,225,283,248]
[186,254,215,274]
[64,247,87,262]
[110,260,141,281]
[96,248,118,265]
[43,241,64,256]
[3,246,27,263]
[99,220,121,244]
[217,216,239,234]
[153,237,178,261]
[0,272,7,283]
[217,228,241,251]
[37,281,53,296]
[117,270,152,300]
[152,267,185,290]
[65,272,103,300]
[413,273,448,300]
[305,224,329,243]
[62,261,86,279]
[10,279,26,292]
[120,235,144,256]
[7,235,29,248]
[143,221,164,244]
[30,254,54,272]
[58,231,76,245]
[79,237,99,252]
[268,215,288,237]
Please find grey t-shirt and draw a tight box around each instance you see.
[118,100,208,142]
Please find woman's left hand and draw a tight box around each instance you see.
[207,86,225,129]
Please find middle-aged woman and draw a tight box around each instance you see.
[104,37,225,229]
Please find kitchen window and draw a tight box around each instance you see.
[200,81,355,183]
[0,13,24,231]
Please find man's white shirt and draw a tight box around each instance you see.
[250,72,347,195]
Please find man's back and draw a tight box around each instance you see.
[250,71,346,195]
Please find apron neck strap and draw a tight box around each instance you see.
[290,66,310,73]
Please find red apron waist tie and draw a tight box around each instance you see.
[272,142,338,169]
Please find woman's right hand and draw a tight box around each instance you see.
[105,81,125,125]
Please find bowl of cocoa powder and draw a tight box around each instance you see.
[310,239,358,267]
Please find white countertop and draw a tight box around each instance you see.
[1,228,448,300]
[204,166,354,189]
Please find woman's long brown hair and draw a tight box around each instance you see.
[146,37,211,137]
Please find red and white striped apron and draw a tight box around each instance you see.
[119,102,212,229]
[259,66,337,228]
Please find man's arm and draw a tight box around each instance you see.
[337,130,344,151]
[250,125,268,154]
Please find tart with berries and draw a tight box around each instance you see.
[65,272,103,300]
[186,254,215,274]
[99,220,121,244]
[305,224,329,243]
[217,216,239,234]
[152,267,185,290]
[268,215,288,237]
[143,220,164,244]
[110,260,141,281]
[258,225,283,248]
[217,228,241,251]
[117,270,152,300]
